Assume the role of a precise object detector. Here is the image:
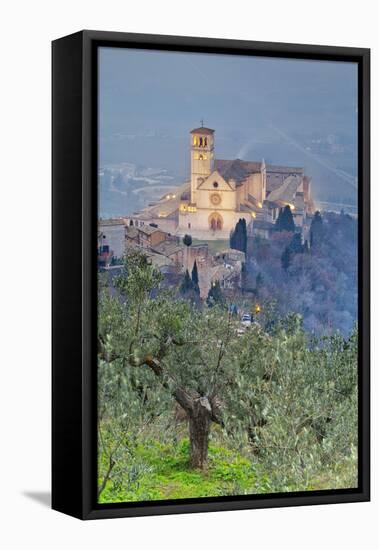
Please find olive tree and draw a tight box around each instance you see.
[99,250,243,469]
[98,250,358,479]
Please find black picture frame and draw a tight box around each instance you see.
[52,30,370,520]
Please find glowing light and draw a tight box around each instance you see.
[257,202,262,208]
[288,203,295,211]
[255,304,261,314]
[172,194,176,199]
[251,212,257,218]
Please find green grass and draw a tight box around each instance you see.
[98,437,358,504]
[98,434,358,504]
[98,438,271,504]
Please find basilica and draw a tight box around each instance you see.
[130,126,315,240]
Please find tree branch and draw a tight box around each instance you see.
[143,355,195,413]
[97,455,115,499]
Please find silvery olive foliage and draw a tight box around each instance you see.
[98,249,358,497]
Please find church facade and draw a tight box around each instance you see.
[130,126,314,240]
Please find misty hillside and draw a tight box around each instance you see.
[99,128,357,218]
[98,163,183,219]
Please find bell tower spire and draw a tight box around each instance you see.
[190,126,215,204]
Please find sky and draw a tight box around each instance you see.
[98,46,358,205]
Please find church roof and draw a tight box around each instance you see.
[266,175,302,203]
[266,164,303,174]
[266,166,304,194]
[190,127,215,135]
[214,159,261,184]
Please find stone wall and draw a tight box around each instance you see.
[99,222,125,259]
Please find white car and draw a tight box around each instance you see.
[241,313,252,326]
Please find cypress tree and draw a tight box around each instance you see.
[191,260,199,286]
[240,218,247,253]
[183,234,192,247]
[275,205,295,232]
[310,211,324,248]
[180,268,200,302]
[206,280,224,307]
[289,232,303,254]
[281,205,296,232]
[230,219,247,253]
[281,246,292,270]
[191,260,200,295]
[180,269,194,295]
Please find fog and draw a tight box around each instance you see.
[99,46,358,208]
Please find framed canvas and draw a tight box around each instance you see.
[52,30,370,520]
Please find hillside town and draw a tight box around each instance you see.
[98,218,247,299]
[98,125,315,299]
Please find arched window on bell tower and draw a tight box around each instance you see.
[190,125,215,204]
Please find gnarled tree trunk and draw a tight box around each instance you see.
[188,397,212,469]
[140,355,220,470]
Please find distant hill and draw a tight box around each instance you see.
[98,163,183,218]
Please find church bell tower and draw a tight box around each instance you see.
[190,125,215,204]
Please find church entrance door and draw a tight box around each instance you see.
[209,212,223,232]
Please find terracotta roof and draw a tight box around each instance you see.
[138,225,164,236]
[214,159,261,184]
[218,248,246,259]
[190,127,215,135]
[125,226,139,239]
[152,242,183,257]
[211,264,241,282]
[145,251,174,268]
